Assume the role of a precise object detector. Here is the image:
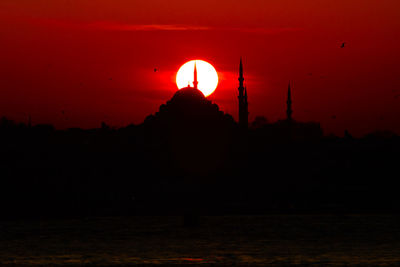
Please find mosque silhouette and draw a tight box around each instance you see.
[144,61,236,133]
[145,58,322,143]
[0,59,398,219]
[147,59,248,130]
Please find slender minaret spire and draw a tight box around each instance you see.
[287,81,293,121]
[238,57,248,129]
[239,58,244,88]
[193,61,199,90]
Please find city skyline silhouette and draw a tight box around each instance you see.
[1,1,400,266]
[1,1,400,136]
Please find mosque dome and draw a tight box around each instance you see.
[171,87,205,102]
[143,61,235,130]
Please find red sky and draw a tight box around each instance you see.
[1,0,399,136]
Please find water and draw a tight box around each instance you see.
[1,215,400,266]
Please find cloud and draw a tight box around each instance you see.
[90,21,302,34]
[88,22,210,31]
[30,18,302,35]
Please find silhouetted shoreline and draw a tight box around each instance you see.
[1,114,399,220]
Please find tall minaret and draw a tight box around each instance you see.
[286,81,293,121]
[238,58,248,129]
[193,61,199,90]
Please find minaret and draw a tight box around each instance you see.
[193,61,199,90]
[286,81,293,121]
[238,58,248,129]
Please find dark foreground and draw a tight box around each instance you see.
[1,215,400,266]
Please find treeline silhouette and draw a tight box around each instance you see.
[0,110,399,219]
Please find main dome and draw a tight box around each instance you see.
[171,87,206,102]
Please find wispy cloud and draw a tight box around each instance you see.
[31,18,302,34]
[90,21,302,34]
[88,22,210,31]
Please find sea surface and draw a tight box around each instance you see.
[1,215,400,266]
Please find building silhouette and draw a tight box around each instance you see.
[277,81,322,140]
[0,58,400,220]
[238,58,249,129]
[252,80,323,141]
[193,61,199,90]
[145,60,235,132]
[143,60,236,174]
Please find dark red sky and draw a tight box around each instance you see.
[1,0,399,136]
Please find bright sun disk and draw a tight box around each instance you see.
[176,60,218,97]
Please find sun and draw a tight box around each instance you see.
[176,60,218,97]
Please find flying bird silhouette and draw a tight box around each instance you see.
[340,42,346,48]
[154,68,158,72]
